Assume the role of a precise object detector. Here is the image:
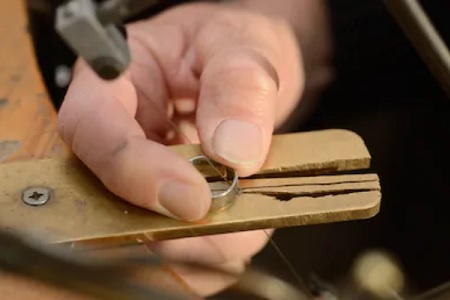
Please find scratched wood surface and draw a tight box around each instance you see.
[0,0,66,162]
[0,1,198,299]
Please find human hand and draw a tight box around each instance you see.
[58,2,304,296]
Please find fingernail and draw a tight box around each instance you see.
[213,119,263,165]
[158,181,208,221]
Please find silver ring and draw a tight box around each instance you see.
[189,155,239,212]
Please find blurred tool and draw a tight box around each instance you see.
[0,229,315,300]
[55,0,167,80]
[384,0,450,97]
[351,250,406,299]
[4,230,450,300]
[0,230,186,300]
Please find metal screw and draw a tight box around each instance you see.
[55,64,72,88]
[22,187,50,206]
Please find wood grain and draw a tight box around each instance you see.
[0,130,380,247]
[172,129,371,175]
[0,1,197,299]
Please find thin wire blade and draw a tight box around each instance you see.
[262,229,314,298]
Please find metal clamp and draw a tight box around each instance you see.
[189,155,239,212]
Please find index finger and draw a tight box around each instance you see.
[58,63,211,222]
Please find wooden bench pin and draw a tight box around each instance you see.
[0,129,381,249]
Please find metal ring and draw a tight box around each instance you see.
[189,155,239,212]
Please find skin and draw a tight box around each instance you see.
[58,0,333,296]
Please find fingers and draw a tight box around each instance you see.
[196,48,278,177]
[170,259,246,296]
[148,230,272,296]
[58,64,211,221]
[149,230,270,265]
[194,10,303,177]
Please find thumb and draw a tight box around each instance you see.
[197,48,279,177]
[193,10,303,177]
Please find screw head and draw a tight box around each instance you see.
[22,187,50,206]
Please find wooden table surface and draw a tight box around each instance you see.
[0,1,198,298]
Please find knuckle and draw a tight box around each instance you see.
[203,60,276,119]
[214,55,277,95]
[197,8,282,51]
[212,8,272,32]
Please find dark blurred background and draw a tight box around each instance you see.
[27,0,450,297]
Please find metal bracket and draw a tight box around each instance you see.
[55,0,130,80]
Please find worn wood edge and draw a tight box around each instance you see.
[63,190,381,250]
[0,129,372,173]
[174,129,372,175]
[240,173,380,188]
[54,174,382,247]
[265,129,372,172]
[146,192,382,240]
